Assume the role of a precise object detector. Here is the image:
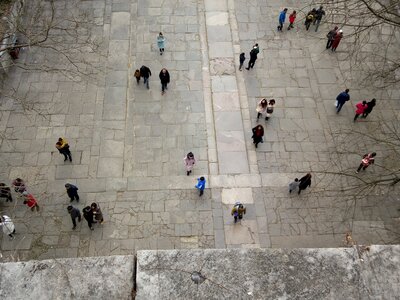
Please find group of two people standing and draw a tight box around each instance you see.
[252,98,276,148]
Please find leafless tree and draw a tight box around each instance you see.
[309,0,400,88]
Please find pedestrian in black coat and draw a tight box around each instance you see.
[83,206,95,230]
[159,68,170,95]
[362,98,376,118]
[298,173,312,195]
[67,206,81,230]
[246,48,258,70]
[239,53,245,71]
[65,183,79,202]
[140,65,151,89]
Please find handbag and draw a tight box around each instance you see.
[335,100,338,107]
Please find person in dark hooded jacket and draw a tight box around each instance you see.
[159,68,170,95]
[362,98,376,118]
[140,65,151,89]
[298,173,312,195]
[83,206,95,230]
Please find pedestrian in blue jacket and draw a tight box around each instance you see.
[336,89,350,113]
[195,177,206,197]
[278,8,288,31]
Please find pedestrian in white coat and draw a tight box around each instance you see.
[0,215,16,240]
[184,152,196,176]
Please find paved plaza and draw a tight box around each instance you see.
[0,0,399,261]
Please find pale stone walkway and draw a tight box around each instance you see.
[0,0,399,261]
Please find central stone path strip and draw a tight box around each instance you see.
[204,0,249,175]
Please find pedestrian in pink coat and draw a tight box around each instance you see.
[354,100,367,122]
[184,152,196,176]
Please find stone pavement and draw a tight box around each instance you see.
[0,0,399,261]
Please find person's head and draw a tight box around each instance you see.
[261,98,267,106]
[312,8,316,12]
[269,99,276,105]
[334,26,338,30]
[294,178,299,182]
[371,98,376,103]
[0,183,5,187]
[292,10,296,14]
[65,183,71,189]
[345,89,350,93]
[362,100,367,105]
[159,32,163,36]
[307,173,312,178]
[58,138,63,142]
[200,177,205,181]
[255,43,258,47]
[22,191,29,197]
[187,152,194,158]
[161,68,167,73]
[23,200,28,205]
[339,29,343,34]
[91,202,97,210]
[257,125,263,130]
[67,205,73,212]
[83,206,91,213]
[319,6,323,9]
[16,178,22,182]
[240,52,245,56]
[371,152,377,157]
[283,8,288,12]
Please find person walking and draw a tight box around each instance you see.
[55,137,72,162]
[157,32,165,55]
[305,9,316,31]
[22,191,40,212]
[326,26,338,49]
[134,69,141,84]
[184,152,196,176]
[12,178,26,194]
[67,205,81,230]
[0,215,16,240]
[288,178,299,193]
[231,202,246,223]
[362,98,376,118]
[314,6,325,32]
[331,30,343,51]
[91,202,104,224]
[336,89,350,113]
[356,152,376,173]
[83,206,95,230]
[256,98,268,120]
[195,177,206,197]
[159,68,170,95]
[252,125,264,148]
[140,65,151,89]
[238,52,245,71]
[354,101,368,122]
[298,173,312,195]
[0,183,13,202]
[287,11,296,30]
[65,183,79,202]
[246,44,259,70]
[265,99,276,121]
[277,8,288,31]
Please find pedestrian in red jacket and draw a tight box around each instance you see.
[288,11,296,30]
[22,191,40,212]
[331,30,343,51]
[354,100,367,122]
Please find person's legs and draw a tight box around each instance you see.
[250,60,255,68]
[72,217,77,229]
[246,60,252,70]
[363,165,369,171]
[239,62,243,71]
[234,215,238,223]
[62,152,68,161]
[362,112,369,118]
[257,112,262,119]
[336,102,344,113]
[356,164,363,173]
[143,76,147,86]
[278,21,283,31]
[354,114,360,122]
[315,19,321,32]
[306,21,310,30]
[136,77,140,84]
[146,77,149,89]
[199,189,204,197]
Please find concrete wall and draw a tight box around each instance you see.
[1,246,399,299]
[136,246,400,299]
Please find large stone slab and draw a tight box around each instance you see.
[0,256,134,299]
[136,246,400,299]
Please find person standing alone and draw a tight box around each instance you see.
[159,68,170,95]
[356,152,376,173]
[184,152,196,176]
[157,32,165,55]
[287,11,296,30]
[65,183,79,202]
